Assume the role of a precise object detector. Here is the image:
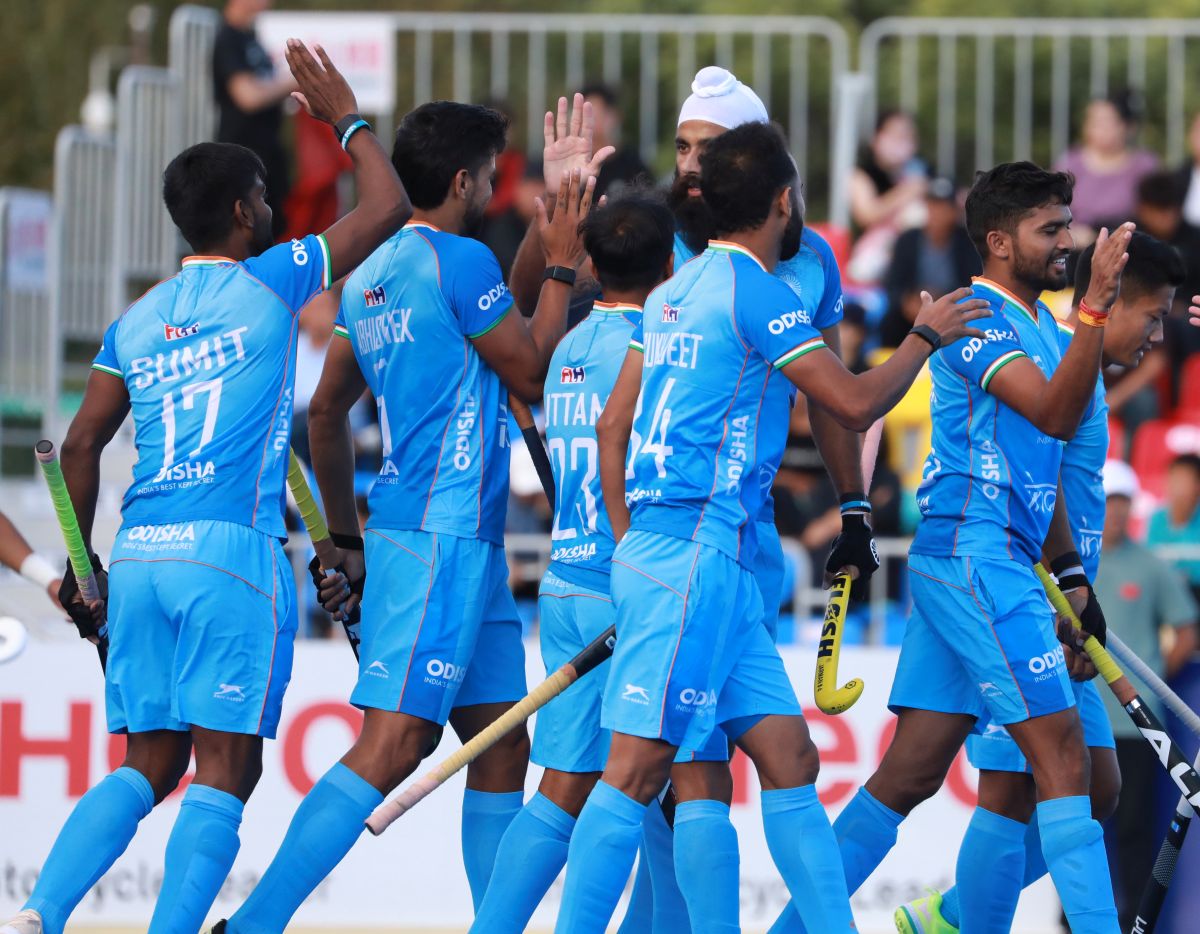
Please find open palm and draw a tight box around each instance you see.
[543,92,616,193]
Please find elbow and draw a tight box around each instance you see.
[61,424,101,465]
[830,398,876,433]
[508,378,543,406]
[1042,417,1077,443]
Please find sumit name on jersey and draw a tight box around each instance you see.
[129,326,249,389]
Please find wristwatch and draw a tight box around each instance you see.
[908,324,942,351]
[544,266,577,287]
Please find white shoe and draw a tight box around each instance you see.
[0,909,43,934]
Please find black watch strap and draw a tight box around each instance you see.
[544,265,577,286]
[909,324,942,351]
[333,113,370,147]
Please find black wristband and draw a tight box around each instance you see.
[330,532,365,551]
[908,324,942,351]
[1049,551,1084,577]
[1050,551,1088,590]
[333,113,371,149]
[544,265,577,287]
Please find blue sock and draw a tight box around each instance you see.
[616,849,654,934]
[462,789,524,911]
[555,781,647,934]
[148,784,243,934]
[228,762,382,934]
[762,785,856,934]
[470,793,574,932]
[941,814,1048,929]
[955,808,1026,934]
[673,800,739,933]
[1037,796,1118,934]
[25,767,155,934]
[642,801,691,932]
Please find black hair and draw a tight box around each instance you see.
[162,142,265,251]
[874,108,914,135]
[1170,453,1200,477]
[699,122,794,236]
[1137,170,1186,209]
[964,161,1074,259]
[578,82,618,109]
[581,189,674,292]
[391,102,509,210]
[1098,88,1143,126]
[1072,230,1186,305]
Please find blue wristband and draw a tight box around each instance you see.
[839,499,871,514]
[339,118,370,150]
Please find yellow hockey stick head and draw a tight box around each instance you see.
[814,571,866,714]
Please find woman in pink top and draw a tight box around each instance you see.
[1055,90,1159,231]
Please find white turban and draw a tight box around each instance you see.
[677,66,769,130]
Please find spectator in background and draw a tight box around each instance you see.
[1147,453,1200,603]
[1095,459,1199,931]
[481,160,545,278]
[480,98,527,238]
[579,82,651,197]
[283,110,352,242]
[879,177,980,348]
[1054,90,1159,232]
[847,111,929,283]
[1176,111,1200,229]
[212,0,296,240]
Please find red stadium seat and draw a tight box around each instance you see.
[1107,417,1125,460]
[1179,355,1200,419]
[1129,417,1200,497]
[805,222,852,272]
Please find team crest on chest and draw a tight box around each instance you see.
[364,285,387,307]
[561,365,585,384]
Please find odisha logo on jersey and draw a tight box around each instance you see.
[363,285,386,307]
[153,461,216,482]
[561,365,585,384]
[164,323,200,341]
[477,282,509,312]
[767,310,807,334]
[662,303,680,323]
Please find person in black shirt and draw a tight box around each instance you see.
[212,0,297,239]
[579,82,652,198]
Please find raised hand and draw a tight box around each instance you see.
[285,39,359,126]
[537,168,596,270]
[1188,294,1200,327]
[912,287,991,346]
[1081,221,1135,312]
[543,93,616,193]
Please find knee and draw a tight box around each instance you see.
[749,735,821,791]
[1090,752,1121,822]
[869,762,947,816]
[123,739,192,804]
[465,725,530,793]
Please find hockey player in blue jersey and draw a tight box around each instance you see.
[768,163,1134,934]
[552,122,989,934]
[0,43,410,934]
[469,191,677,933]
[895,231,1183,934]
[213,104,597,934]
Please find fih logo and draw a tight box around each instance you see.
[662,303,681,323]
[561,365,586,384]
[164,323,201,341]
[364,285,387,307]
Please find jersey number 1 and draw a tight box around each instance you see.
[160,378,222,468]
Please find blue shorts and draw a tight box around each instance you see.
[967,679,1115,772]
[890,555,1074,727]
[531,571,614,773]
[106,519,296,738]
[755,519,785,642]
[603,531,800,752]
[351,528,526,725]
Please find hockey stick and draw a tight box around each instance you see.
[1037,565,1200,818]
[510,393,555,511]
[366,623,616,834]
[1130,748,1200,934]
[286,450,361,659]
[34,439,107,670]
[1107,631,1200,739]
[814,418,883,714]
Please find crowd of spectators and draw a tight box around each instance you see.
[208,2,1200,633]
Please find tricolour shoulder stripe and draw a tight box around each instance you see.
[333,323,351,340]
[316,233,332,290]
[773,337,826,369]
[91,363,122,378]
[980,349,1026,391]
[629,337,644,353]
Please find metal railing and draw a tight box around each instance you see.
[860,17,1200,182]
[169,4,220,150]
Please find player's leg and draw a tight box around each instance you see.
[453,574,531,910]
[667,757,738,934]
[556,533,741,934]
[224,529,489,933]
[147,524,299,934]
[472,576,611,931]
[14,730,190,934]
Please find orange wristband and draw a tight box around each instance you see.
[1077,299,1109,328]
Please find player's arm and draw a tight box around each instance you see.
[285,41,411,282]
[473,169,595,403]
[778,289,989,431]
[0,512,61,605]
[597,347,643,543]
[59,370,130,553]
[1042,477,1106,669]
[986,224,1132,440]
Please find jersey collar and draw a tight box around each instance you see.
[405,221,442,232]
[972,276,1039,325]
[707,240,767,272]
[181,255,236,269]
[592,300,643,314]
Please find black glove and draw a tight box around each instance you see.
[307,554,365,614]
[58,554,107,640]
[1050,552,1107,646]
[825,510,880,599]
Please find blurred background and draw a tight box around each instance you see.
[3,1,1200,931]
